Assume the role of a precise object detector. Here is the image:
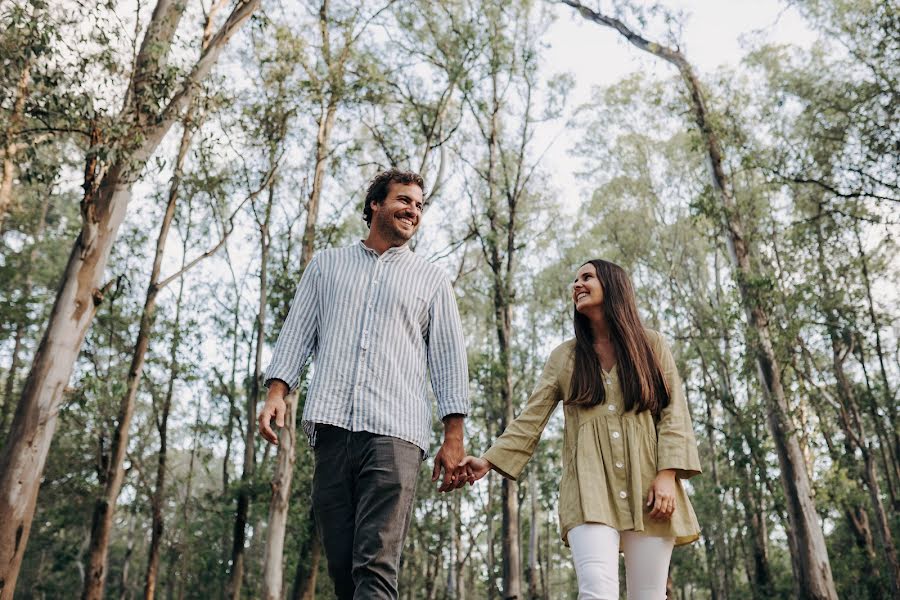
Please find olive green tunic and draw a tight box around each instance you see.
[482,330,702,546]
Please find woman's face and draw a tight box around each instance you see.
[572,263,604,313]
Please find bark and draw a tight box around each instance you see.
[227,171,275,600]
[0,1,260,596]
[561,3,838,597]
[843,504,884,599]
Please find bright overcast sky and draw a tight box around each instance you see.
[538,0,819,210]
[546,0,816,86]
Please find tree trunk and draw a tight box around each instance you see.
[561,4,838,597]
[227,172,274,600]
[447,498,458,599]
[117,518,138,600]
[527,469,539,600]
[455,492,465,600]
[290,515,322,600]
[739,463,773,598]
[486,50,521,600]
[82,100,191,600]
[853,224,900,485]
[144,213,191,599]
[222,272,242,495]
[2,169,130,600]
[262,11,335,583]
[0,1,260,595]
[260,391,298,600]
[171,409,202,600]
[814,212,900,594]
[809,214,897,590]
[845,506,877,560]
[486,470,496,600]
[697,386,730,600]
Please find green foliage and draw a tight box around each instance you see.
[3,1,898,598]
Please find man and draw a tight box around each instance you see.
[258,168,469,599]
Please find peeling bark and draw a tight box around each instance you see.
[0,1,260,596]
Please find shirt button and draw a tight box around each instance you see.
[611,431,620,439]
[615,461,624,469]
[607,405,616,412]
[619,491,627,499]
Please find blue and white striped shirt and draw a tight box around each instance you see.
[264,242,469,452]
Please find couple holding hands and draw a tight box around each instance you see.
[259,169,701,600]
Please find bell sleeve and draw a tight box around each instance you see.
[482,347,564,481]
[651,331,702,479]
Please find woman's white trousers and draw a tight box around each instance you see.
[568,523,674,600]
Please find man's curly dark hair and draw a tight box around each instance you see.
[362,168,426,228]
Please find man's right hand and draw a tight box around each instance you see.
[258,381,289,444]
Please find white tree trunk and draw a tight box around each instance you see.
[0,179,131,599]
[0,1,260,595]
[261,391,299,600]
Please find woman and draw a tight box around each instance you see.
[460,259,701,599]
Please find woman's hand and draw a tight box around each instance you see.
[647,469,677,520]
[458,456,492,485]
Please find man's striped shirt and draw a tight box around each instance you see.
[264,242,469,452]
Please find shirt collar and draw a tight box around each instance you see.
[358,240,411,261]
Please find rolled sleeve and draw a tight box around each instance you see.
[652,332,702,479]
[483,352,562,481]
[264,255,320,392]
[426,277,470,418]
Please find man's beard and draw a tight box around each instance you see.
[376,212,416,243]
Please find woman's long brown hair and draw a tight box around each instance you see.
[566,259,670,416]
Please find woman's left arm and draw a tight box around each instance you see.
[653,332,702,480]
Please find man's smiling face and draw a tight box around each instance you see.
[370,182,424,244]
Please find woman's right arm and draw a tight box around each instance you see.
[477,347,565,481]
